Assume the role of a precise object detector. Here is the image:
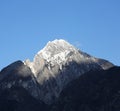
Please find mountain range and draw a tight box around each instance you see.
[0,39,119,111]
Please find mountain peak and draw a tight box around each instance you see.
[23,39,114,104]
[47,39,71,46]
[48,39,69,44]
[37,39,76,55]
[24,39,113,75]
[34,39,78,67]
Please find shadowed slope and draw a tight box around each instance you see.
[51,67,120,111]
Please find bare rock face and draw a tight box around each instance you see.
[23,39,113,104]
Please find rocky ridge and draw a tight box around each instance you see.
[0,39,114,104]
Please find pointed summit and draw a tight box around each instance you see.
[47,39,70,45]
[24,39,78,74]
[37,39,77,57]
[44,39,72,47]
[24,39,114,76]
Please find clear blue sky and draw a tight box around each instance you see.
[0,0,120,70]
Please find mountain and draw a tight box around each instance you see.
[0,39,115,111]
[24,39,113,104]
[51,66,120,111]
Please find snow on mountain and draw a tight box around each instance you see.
[23,39,113,104]
[25,39,113,75]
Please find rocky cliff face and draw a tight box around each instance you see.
[0,39,114,105]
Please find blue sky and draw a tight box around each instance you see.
[0,0,120,70]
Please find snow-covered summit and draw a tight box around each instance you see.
[38,39,77,55]
[42,39,73,48]
[25,39,80,75]
[24,39,114,104]
[37,39,78,64]
[24,39,113,76]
